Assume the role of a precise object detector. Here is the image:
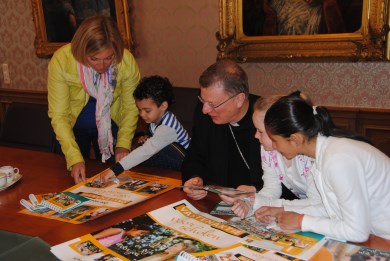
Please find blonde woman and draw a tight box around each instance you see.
[48,15,140,183]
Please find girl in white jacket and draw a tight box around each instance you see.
[257,91,390,242]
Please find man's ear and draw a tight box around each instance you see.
[289,133,305,147]
[236,93,246,107]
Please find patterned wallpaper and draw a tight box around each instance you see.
[0,0,389,108]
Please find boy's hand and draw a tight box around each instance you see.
[100,169,116,184]
[137,135,149,145]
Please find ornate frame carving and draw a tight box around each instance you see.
[217,0,390,62]
[31,0,132,58]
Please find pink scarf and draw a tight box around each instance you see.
[77,62,118,162]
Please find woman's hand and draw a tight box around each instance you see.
[183,177,207,200]
[99,168,116,183]
[115,147,129,162]
[71,162,86,184]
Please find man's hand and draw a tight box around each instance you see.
[71,162,86,184]
[115,147,129,162]
[236,185,256,193]
[183,177,207,200]
[219,185,256,204]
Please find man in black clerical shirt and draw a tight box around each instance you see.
[181,60,263,200]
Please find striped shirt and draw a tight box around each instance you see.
[149,111,191,149]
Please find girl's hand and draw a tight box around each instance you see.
[275,212,303,230]
[255,206,284,223]
[231,198,253,219]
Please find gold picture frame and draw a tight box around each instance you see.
[31,0,132,58]
[217,0,390,62]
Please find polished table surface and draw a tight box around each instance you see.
[1,146,390,253]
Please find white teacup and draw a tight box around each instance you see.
[0,166,19,184]
[0,172,6,188]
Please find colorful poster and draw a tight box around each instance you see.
[20,170,181,224]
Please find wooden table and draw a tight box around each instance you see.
[1,146,389,253]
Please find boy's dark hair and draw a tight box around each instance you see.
[133,75,174,108]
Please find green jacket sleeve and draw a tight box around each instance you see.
[47,45,85,170]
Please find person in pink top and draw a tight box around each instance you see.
[93,225,150,247]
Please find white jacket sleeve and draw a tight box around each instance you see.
[119,125,177,170]
[302,152,371,242]
[282,172,328,217]
[253,149,283,210]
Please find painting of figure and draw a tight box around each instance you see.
[242,0,363,36]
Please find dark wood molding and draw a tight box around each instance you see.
[1,88,389,157]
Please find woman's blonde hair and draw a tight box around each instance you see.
[71,15,125,65]
[254,95,285,113]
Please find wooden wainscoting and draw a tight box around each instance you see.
[0,88,389,157]
[0,88,48,125]
[326,106,390,157]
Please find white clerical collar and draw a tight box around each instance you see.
[229,122,239,127]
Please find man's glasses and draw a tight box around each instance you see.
[198,92,241,109]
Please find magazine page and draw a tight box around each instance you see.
[50,199,254,260]
[20,170,181,224]
[310,238,390,261]
[224,216,326,260]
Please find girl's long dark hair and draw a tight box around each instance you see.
[264,91,372,144]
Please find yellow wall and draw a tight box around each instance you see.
[0,0,389,108]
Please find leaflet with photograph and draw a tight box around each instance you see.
[179,185,254,197]
[210,201,236,216]
[19,170,181,224]
[224,216,326,260]
[193,243,304,261]
[310,238,390,261]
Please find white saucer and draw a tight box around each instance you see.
[0,174,22,191]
